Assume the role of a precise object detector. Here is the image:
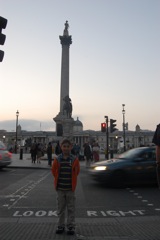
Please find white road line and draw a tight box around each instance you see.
[8,172,50,209]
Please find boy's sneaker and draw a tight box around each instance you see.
[67,227,75,235]
[55,226,65,234]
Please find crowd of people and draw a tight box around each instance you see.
[30,142,44,164]
[29,141,62,166]
[29,140,100,167]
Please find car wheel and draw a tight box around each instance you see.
[110,170,126,188]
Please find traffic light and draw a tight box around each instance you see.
[110,119,117,133]
[0,50,4,62]
[0,16,8,62]
[101,122,106,132]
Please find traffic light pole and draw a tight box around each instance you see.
[122,104,126,152]
[105,116,109,159]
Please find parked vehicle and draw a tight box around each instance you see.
[88,147,157,187]
[0,141,12,168]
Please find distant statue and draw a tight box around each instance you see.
[63,20,69,36]
[63,95,72,118]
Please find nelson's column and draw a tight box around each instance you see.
[53,21,74,139]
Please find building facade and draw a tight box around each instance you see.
[0,121,155,154]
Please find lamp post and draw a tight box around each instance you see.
[115,135,118,152]
[122,104,126,152]
[15,110,19,154]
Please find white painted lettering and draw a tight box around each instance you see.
[119,211,136,216]
[35,211,46,217]
[107,211,121,217]
[13,211,22,217]
[23,211,34,217]
[13,209,146,218]
[133,210,145,215]
[100,211,107,216]
[48,211,58,217]
[87,211,98,216]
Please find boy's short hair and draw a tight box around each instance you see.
[61,138,72,146]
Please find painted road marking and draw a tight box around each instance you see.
[2,172,50,209]
[126,187,155,208]
[13,209,146,217]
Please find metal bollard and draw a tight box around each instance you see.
[20,148,23,160]
[110,150,114,159]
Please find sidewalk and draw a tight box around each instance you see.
[9,153,53,169]
[9,153,86,169]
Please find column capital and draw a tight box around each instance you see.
[59,35,72,45]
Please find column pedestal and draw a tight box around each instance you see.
[54,113,74,140]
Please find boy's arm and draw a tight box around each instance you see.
[51,158,58,177]
[76,158,80,175]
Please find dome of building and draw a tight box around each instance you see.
[73,117,83,132]
[74,117,83,127]
[135,124,140,132]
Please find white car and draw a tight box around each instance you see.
[0,141,12,168]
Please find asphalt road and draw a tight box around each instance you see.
[0,167,160,239]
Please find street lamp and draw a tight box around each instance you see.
[15,110,19,153]
[122,104,126,152]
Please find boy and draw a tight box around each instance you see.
[51,139,80,235]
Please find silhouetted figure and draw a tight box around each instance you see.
[63,20,69,36]
[30,142,37,164]
[37,143,42,164]
[47,142,52,166]
[84,142,92,168]
[55,141,62,155]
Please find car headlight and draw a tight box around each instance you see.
[94,166,108,171]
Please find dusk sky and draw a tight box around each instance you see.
[1,0,160,132]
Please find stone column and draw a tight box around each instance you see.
[59,20,72,114]
[59,35,72,113]
[53,21,74,139]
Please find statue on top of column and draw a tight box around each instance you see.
[63,20,69,36]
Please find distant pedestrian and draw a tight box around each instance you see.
[152,124,160,189]
[71,143,80,157]
[84,142,92,167]
[92,142,100,162]
[55,141,62,155]
[47,142,52,166]
[30,142,37,164]
[37,143,42,164]
[51,139,80,235]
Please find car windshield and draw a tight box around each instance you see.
[118,148,147,159]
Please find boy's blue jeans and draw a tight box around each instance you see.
[57,190,76,228]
